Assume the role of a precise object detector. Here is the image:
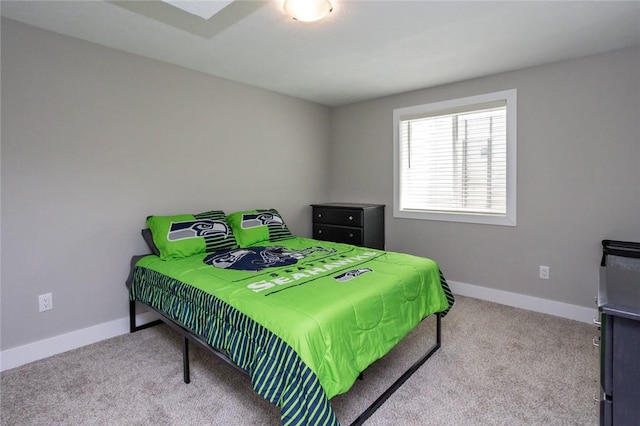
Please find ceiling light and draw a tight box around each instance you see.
[283,0,333,22]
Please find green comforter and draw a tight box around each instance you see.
[131,237,451,424]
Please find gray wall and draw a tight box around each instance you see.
[330,45,640,308]
[1,19,331,350]
[2,17,639,352]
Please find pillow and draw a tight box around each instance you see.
[146,210,238,260]
[141,228,160,256]
[227,208,295,247]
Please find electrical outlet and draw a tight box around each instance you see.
[539,266,550,280]
[38,293,53,312]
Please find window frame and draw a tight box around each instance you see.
[393,89,517,226]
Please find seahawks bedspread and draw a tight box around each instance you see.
[130,237,454,425]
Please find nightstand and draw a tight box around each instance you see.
[310,203,385,250]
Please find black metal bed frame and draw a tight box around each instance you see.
[130,299,442,425]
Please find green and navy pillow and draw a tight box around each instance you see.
[227,209,294,248]
[146,210,238,260]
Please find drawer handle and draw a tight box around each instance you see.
[318,229,322,234]
[348,233,353,238]
[592,337,600,347]
[318,213,322,218]
[593,317,601,327]
[348,215,353,220]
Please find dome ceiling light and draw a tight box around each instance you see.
[283,0,334,22]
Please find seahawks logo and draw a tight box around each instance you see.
[241,212,284,229]
[204,247,299,271]
[334,268,373,282]
[204,246,336,272]
[167,220,229,241]
[204,249,256,269]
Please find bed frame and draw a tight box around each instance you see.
[129,298,442,425]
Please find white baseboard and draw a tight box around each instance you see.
[448,280,598,324]
[1,283,597,372]
[0,311,160,372]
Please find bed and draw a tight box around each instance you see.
[127,209,454,425]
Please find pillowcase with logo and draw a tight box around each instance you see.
[227,208,294,248]
[146,210,238,260]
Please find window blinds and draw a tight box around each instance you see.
[399,104,507,215]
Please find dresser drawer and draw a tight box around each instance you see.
[310,203,385,250]
[313,207,363,227]
[313,224,363,246]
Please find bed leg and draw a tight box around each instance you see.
[129,300,136,333]
[129,300,163,333]
[349,313,442,426]
[183,337,191,384]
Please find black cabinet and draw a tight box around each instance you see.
[598,240,640,426]
[310,203,384,250]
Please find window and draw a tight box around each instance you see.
[393,90,517,226]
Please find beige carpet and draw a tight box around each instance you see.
[0,296,599,425]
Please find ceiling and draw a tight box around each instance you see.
[2,1,640,107]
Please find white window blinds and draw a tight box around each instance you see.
[399,105,506,214]
[393,90,516,226]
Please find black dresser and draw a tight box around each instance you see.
[597,240,640,426]
[310,203,385,250]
